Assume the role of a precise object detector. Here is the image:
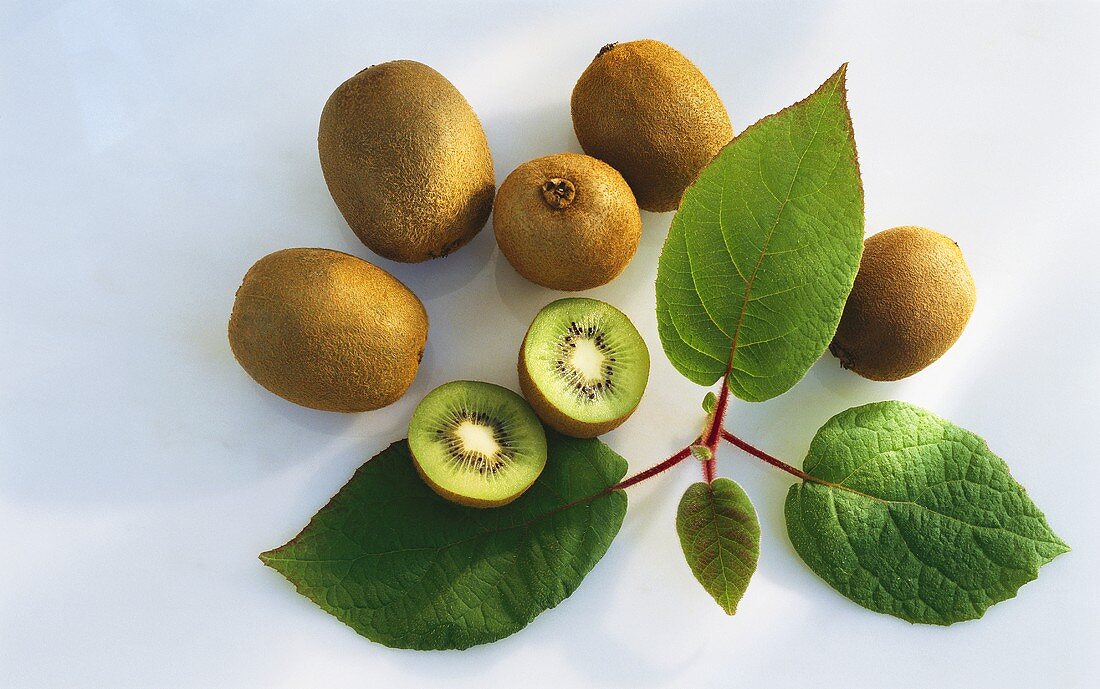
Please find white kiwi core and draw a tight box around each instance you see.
[569,338,607,382]
[454,421,501,461]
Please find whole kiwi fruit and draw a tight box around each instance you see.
[493,153,641,291]
[318,61,495,262]
[571,40,733,212]
[830,226,977,381]
[228,248,428,412]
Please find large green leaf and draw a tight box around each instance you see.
[261,430,627,650]
[676,479,760,614]
[656,64,864,401]
[785,401,1068,625]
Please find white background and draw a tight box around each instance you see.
[2,1,1098,687]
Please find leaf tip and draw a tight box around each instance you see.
[811,62,848,100]
[1051,538,1072,559]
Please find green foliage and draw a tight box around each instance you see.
[785,401,1068,625]
[261,430,627,650]
[656,64,864,402]
[677,479,760,614]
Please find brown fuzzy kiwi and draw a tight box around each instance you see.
[318,61,495,262]
[228,248,428,412]
[570,40,733,212]
[830,226,977,381]
[493,153,641,291]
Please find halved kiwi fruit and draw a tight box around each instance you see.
[408,381,547,508]
[519,298,649,438]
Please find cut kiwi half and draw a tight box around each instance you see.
[408,381,547,508]
[519,298,649,438]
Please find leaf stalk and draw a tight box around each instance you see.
[720,429,817,483]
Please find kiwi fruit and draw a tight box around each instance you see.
[228,248,428,412]
[493,153,642,291]
[408,381,547,508]
[571,40,733,212]
[830,226,977,381]
[318,60,495,262]
[518,298,649,438]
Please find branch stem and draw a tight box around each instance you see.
[720,429,816,482]
[702,454,717,482]
[698,376,733,482]
[611,443,695,491]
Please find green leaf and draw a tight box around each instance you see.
[260,430,628,650]
[690,444,714,462]
[676,478,760,615]
[785,401,1069,625]
[656,64,864,401]
[702,391,718,414]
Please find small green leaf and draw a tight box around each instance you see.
[702,391,718,414]
[676,478,760,615]
[261,430,628,650]
[690,444,714,462]
[656,64,864,402]
[785,401,1068,625]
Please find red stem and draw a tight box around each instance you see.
[550,380,826,515]
[701,377,733,482]
[555,374,832,518]
[702,455,716,482]
[539,438,696,519]
[550,441,697,514]
[612,444,695,491]
[720,429,816,482]
[705,381,732,448]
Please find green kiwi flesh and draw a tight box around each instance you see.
[519,298,649,438]
[408,381,547,508]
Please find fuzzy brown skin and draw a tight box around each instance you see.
[830,226,976,381]
[228,248,428,412]
[318,61,495,262]
[517,336,635,438]
[494,153,641,291]
[570,40,733,212]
